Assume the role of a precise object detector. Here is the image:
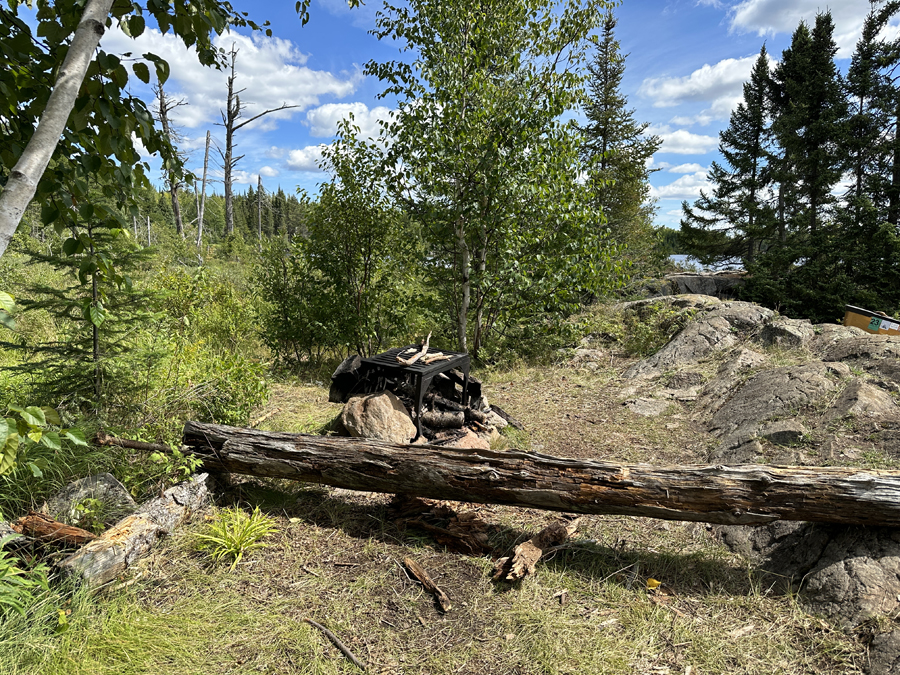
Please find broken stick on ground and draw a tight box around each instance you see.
[303,618,367,672]
[12,512,97,547]
[404,556,452,612]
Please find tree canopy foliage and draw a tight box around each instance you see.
[367,0,625,356]
[681,7,900,321]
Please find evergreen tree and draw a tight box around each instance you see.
[680,46,775,267]
[844,2,900,225]
[581,12,662,270]
[769,12,847,238]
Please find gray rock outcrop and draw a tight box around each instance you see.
[624,300,774,380]
[716,523,900,628]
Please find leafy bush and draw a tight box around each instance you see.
[0,536,49,618]
[1,405,87,477]
[194,506,276,570]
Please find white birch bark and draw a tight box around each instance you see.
[0,0,115,258]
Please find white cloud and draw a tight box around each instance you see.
[286,145,329,172]
[650,171,711,200]
[265,146,285,159]
[259,166,279,177]
[100,28,362,129]
[666,209,684,217]
[316,0,380,29]
[649,125,719,155]
[729,0,878,57]
[669,163,706,174]
[305,102,394,139]
[639,55,764,124]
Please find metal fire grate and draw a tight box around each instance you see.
[360,346,470,441]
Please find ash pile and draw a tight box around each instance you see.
[328,354,521,449]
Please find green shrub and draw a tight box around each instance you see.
[194,506,276,570]
[0,536,49,618]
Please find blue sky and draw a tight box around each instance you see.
[97,0,884,230]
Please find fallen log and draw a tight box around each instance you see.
[182,421,900,527]
[12,512,97,546]
[58,474,209,587]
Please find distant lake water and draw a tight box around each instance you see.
[669,254,743,272]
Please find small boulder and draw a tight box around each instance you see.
[42,473,136,526]
[329,355,363,404]
[432,428,491,451]
[341,391,417,444]
[624,398,671,417]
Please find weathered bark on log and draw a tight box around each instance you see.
[12,512,97,546]
[58,474,208,587]
[183,422,900,527]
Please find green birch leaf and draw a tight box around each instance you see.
[63,428,88,446]
[41,407,61,426]
[21,406,46,427]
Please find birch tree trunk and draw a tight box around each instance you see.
[0,0,115,259]
[456,218,470,353]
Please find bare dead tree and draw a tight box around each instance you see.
[153,83,189,238]
[217,45,298,235]
[257,174,264,248]
[196,130,211,249]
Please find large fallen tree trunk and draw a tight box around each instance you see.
[183,421,900,527]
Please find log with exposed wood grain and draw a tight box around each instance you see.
[58,474,209,587]
[12,512,97,546]
[182,421,900,527]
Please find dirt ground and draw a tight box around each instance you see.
[110,358,866,675]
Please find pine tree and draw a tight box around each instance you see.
[770,12,847,238]
[680,46,775,267]
[580,11,662,271]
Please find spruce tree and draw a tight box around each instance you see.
[680,46,775,267]
[770,12,847,238]
[581,11,662,271]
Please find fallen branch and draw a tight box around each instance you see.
[404,557,452,612]
[250,407,281,428]
[94,432,171,454]
[397,332,431,366]
[182,422,900,527]
[493,518,580,582]
[303,617,367,672]
[422,352,452,364]
[490,404,524,430]
[12,512,97,546]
